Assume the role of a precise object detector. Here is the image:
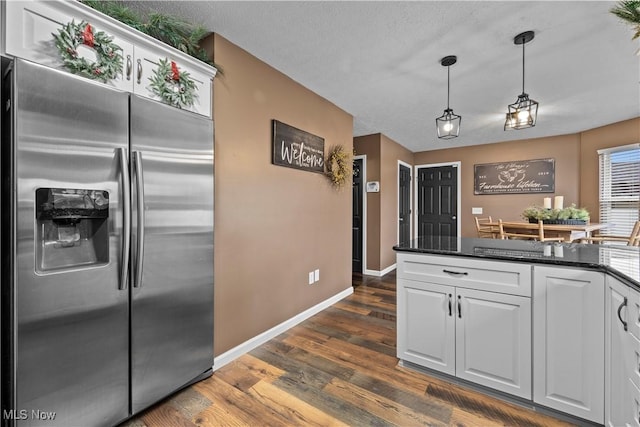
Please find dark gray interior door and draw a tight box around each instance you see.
[399,164,411,244]
[352,158,363,272]
[417,165,458,239]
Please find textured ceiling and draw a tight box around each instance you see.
[125,1,640,153]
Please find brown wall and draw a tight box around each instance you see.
[380,134,414,268]
[414,134,581,238]
[354,133,413,271]
[580,118,640,222]
[353,134,381,270]
[210,34,353,355]
[411,118,639,238]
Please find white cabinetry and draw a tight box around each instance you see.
[606,275,640,426]
[533,266,604,423]
[397,253,532,399]
[2,0,214,117]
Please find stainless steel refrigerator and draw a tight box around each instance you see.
[1,58,214,426]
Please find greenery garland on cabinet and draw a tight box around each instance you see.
[80,0,217,68]
[52,20,123,82]
[610,1,640,40]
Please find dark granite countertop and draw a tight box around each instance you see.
[394,237,640,289]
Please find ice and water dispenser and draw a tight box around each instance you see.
[35,188,109,272]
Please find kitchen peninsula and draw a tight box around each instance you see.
[394,237,640,426]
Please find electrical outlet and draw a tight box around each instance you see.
[472,207,483,215]
[314,269,320,282]
[308,272,315,285]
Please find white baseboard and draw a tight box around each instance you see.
[212,286,354,371]
[364,263,397,277]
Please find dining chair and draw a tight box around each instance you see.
[582,220,640,246]
[474,216,498,238]
[498,219,565,242]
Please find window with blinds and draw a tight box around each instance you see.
[598,143,640,236]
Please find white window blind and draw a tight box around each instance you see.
[598,143,640,236]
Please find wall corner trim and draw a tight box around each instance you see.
[364,263,397,277]
[212,286,354,370]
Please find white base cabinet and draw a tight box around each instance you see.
[606,275,640,426]
[532,266,604,423]
[397,254,532,399]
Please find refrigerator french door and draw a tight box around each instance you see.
[1,58,214,427]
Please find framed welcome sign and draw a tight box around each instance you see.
[272,120,325,173]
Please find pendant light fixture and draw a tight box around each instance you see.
[436,55,461,139]
[504,31,538,130]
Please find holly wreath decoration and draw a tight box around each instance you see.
[53,20,123,82]
[148,58,197,109]
[149,58,197,108]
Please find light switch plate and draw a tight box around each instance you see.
[314,269,320,281]
[472,207,483,215]
[308,272,315,285]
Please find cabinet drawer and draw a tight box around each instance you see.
[397,253,531,297]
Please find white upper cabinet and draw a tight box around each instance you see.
[2,0,215,117]
[132,45,211,117]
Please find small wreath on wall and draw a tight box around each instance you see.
[148,58,197,109]
[325,145,352,188]
[53,20,123,82]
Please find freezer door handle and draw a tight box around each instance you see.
[118,147,131,290]
[133,151,145,288]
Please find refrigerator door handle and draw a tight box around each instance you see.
[133,151,145,288]
[118,147,131,290]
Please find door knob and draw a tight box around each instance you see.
[452,216,457,220]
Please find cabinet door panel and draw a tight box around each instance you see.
[397,279,455,375]
[455,288,531,399]
[4,0,133,92]
[132,45,211,117]
[533,266,604,423]
[606,275,640,427]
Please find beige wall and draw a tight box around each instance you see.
[210,34,353,355]
[354,133,413,271]
[580,118,640,222]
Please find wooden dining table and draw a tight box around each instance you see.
[486,221,610,242]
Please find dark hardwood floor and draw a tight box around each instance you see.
[123,271,575,427]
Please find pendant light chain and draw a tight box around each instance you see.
[522,39,526,94]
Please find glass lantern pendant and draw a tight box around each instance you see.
[505,31,538,130]
[436,55,461,139]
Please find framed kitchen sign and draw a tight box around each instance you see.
[474,158,555,195]
[272,120,325,173]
